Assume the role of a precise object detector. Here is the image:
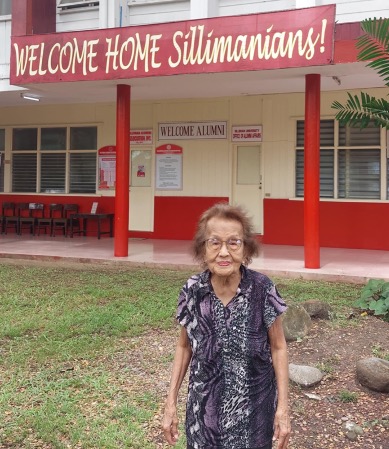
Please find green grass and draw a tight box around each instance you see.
[0,262,365,448]
[338,389,359,403]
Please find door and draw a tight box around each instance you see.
[233,145,263,234]
[130,148,154,231]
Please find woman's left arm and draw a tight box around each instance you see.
[268,316,291,449]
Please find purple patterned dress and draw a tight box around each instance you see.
[177,265,287,449]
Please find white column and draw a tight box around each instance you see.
[191,0,218,19]
[99,0,108,28]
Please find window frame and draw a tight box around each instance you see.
[0,0,11,16]
[295,119,386,201]
[57,0,99,12]
[11,125,98,194]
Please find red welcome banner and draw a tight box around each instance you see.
[10,5,335,85]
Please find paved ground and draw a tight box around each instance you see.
[0,234,388,283]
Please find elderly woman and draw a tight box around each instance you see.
[162,203,290,449]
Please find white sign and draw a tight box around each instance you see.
[155,144,183,190]
[130,129,153,145]
[232,125,263,142]
[158,121,227,140]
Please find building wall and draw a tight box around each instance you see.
[126,0,190,26]
[56,7,100,32]
[1,86,389,247]
[0,17,11,87]
[219,0,389,23]
[53,0,389,31]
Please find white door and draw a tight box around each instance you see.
[233,145,263,234]
[129,148,154,231]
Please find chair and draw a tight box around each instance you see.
[36,204,63,236]
[4,202,28,235]
[19,203,44,236]
[52,203,79,237]
[0,202,16,234]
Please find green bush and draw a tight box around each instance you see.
[354,279,389,320]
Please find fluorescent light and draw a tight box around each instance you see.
[20,93,40,102]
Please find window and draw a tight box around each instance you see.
[295,120,334,198]
[0,129,4,192]
[57,0,99,11]
[295,120,383,200]
[11,126,97,194]
[0,0,11,16]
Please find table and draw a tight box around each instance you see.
[70,213,114,239]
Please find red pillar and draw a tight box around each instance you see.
[304,74,321,268]
[11,0,55,36]
[114,84,131,257]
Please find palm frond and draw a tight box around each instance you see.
[331,92,389,129]
[357,18,389,86]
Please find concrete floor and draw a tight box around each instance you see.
[0,234,388,283]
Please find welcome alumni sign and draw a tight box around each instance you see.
[10,5,335,84]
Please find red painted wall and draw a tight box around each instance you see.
[3,195,388,249]
[129,196,228,240]
[263,198,389,250]
[1,195,226,239]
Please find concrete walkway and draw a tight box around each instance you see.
[0,234,388,283]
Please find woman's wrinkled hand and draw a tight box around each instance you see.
[273,406,291,449]
[162,402,179,446]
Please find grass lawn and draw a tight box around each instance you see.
[0,261,364,448]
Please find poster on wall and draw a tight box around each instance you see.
[98,145,116,189]
[130,129,153,145]
[131,149,152,187]
[155,144,183,190]
[232,125,262,142]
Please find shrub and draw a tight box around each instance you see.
[354,279,389,320]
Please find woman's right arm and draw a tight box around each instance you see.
[162,326,192,445]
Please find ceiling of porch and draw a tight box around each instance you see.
[0,61,386,108]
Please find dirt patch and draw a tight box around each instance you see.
[113,317,388,449]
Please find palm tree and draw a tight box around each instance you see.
[331,18,389,129]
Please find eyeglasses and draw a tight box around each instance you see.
[205,238,243,252]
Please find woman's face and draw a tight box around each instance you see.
[204,217,245,280]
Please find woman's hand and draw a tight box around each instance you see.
[273,406,291,449]
[162,401,179,445]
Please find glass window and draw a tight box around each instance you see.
[387,157,389,200]
[295,120,335,198]
[41,153,66,193]
[11,126,97,194]
[12,154,37,192]
[296,120,383,200]
[339,123,380,146]
[70,127,97,150]
[0,0,11,15]
[296,120,334,147]
[338,149,381,199]
[296,149,334,198]
[41,128,66,151]
[69,153,97,193]
[57,0,99,10]
[13,128,37,151]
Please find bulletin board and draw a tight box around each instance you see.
[98,145,116,189]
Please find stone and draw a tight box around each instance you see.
[356,357,389,393]
[281,304,312,341]
[289,363,324,388]
[343,421,363,441]
[300,299,333,320]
